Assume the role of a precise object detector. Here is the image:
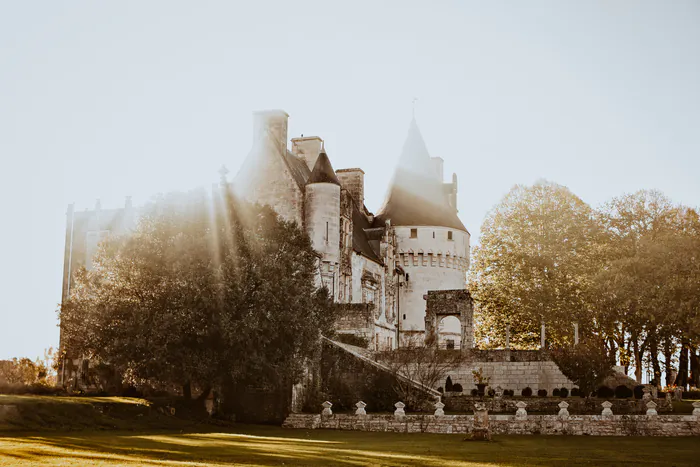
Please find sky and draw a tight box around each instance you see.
[1,1,698,360]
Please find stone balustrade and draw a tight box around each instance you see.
[280,401,700,437]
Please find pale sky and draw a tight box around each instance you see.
[1,1,698,360]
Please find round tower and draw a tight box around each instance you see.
[304,152,341,299]
[374,117,471,347]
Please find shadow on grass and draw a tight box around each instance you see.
[1,425,699,466]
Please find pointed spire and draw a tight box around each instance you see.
[375,118,467,232]
[307,152,340,185]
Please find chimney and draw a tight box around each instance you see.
[336,168,365,206]
[291,136,324,170]
[253,110,289,157]
[430,157,444,181]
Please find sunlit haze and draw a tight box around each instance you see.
[1,1,698,360]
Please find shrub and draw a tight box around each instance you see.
[633,385,644,400]
[596,386,614,399]
[471,389,478,396]
[552,388,561,397]
[452,383,463,393]
[570,387,580,397]
[505,389,515,397]
[559,387,569,398]
[445,376,454,392]
[550,339,615,397]
[521,387,533,397]
[537,389,547,397]
[615,385,633,399]
[437,387,444,394]
[682,390,700,399]
[487,388,495,397]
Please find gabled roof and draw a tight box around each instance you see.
[307,152,341,185]
[374,118,467,232]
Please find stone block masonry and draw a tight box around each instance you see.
[282,413,700,437]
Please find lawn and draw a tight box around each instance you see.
[1,425,699,466]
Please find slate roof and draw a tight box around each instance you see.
[307,152,341,185]
[283,150,311,189]
[351,203,382,263]
[374,118,467,232]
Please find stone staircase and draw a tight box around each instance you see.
[282,413,321,429]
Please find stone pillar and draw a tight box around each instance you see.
[540,322,546,349]
[601,401,613,417]
[434,401,445,416]
[646,401,658,416]
[642,386,652,402]
[673,387,683,401]
[472,403,491,441]
[321,401,333,416]
[573,322,579,345]
[355,401,367,416]
[692,401,700,417]
[515,401,527,420]
[558,401,570,419]
[394,402,406,418]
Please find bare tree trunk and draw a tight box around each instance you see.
[675,341,689,390]
[663,339,674,387]
[633,336,642,383]
[649,334,662,386]
[689,345,699,389]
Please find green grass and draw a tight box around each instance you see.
[1,425,699,466]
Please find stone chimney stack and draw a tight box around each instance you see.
[336,168,365,206]
[291,136,324,170]
[253,110,289,157]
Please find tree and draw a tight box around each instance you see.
[470,181,602,349]
[60,189,337,402]
[590,192,699,384]
[550,339,615,397]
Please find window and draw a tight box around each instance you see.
[326,222,329,243]
[446,339,455,350]
[447,231,453,240]
[432,231,435,238]
[410,228,418,238]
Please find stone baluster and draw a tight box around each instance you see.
[394,401,406,418]
[642,386,652,402]
[515,401,527,420]
[692,401,700,417]
[601,401,613,417]
[355,401,367,416]
[646,401,658,416]
[434,401,445,416]
[321,401,333,416]
[558,401,570,419]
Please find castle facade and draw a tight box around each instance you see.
[234,110,471,350]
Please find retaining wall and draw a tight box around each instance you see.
[283,412,700,437]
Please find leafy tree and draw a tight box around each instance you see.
[470,181,602,349]
[550,340,615,397]
[60,189,337,403]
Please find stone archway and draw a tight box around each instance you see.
[424,290,474,352]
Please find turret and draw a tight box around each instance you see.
[305,152,341,298]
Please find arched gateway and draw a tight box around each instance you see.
[424,289,474,352]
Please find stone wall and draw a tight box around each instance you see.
[443,359,573,394]
[335,304,374,342]
[283,412,700,437]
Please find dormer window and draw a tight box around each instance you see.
[447,231,453,241]
[410,228,418,238]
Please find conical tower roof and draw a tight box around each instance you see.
[307,152,341,185]
[375,118,466,231]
